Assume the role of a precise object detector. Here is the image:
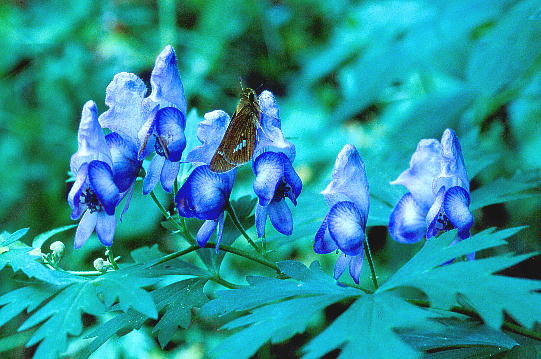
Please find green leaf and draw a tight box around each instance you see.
[93,267,159,319]
[212,295,341,359]
[400,318,518,351]
[303,291,437,359]
[31,224,77,249]
[19,281,106,359]
[83,279,209,356]
[202,261,358,318]
[470,173,540,210]
[0,246,75,285]
[466,0,541,95]
[201,261,361,359]
[380,228,541,329]
[153,278,208,348]
[0,228,29,246]
[0,285,59,327]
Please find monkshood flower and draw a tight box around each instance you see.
[314,144,369,284]
[68,101,121,248]
[178,110,236,249]
[98,45,187,194]
[389,129,473,251]
[252,91,302,237]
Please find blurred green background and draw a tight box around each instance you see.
[1,0,541,357]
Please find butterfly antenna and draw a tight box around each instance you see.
[238,77,245,91]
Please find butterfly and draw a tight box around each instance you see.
[209,86,262,173]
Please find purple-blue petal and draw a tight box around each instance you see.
[255,204,268,238]
[389,192,427,244]
[283,155,302,202]
[88,161,120,215]
[96,211,116,246]
[215,213,225,251]
[186,110,230,165]
[253,152,285,206]
[68,163,89,220]
[149,45,187,114]
[391,139,442,209]
[327,201,365,256]
[253,91,296,161]
[98,72,151,145]
[156,107,186,162]
[314,217,338,254]
[349,254,364,284]
[267,200,293,236]
[426,186,446,239]
[74,210,97,249]
[106,132,141,192]
[333,253,350,281]
[70,101,111,173]
[143,155,165,195]
[160,159,180,193]
[175,165,234,220]
[321,144,369,215]
[196,219,218,247]
[439,129,469,192]
[443,186,473,236]
[137,106,159,161]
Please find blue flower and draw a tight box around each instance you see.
[252,91,302,237]
[314,144,369,284]
[68,101,121,248]
[142,107,187,194]
[389,129,473,248]
[179,110,236,249]
[98,45,187,193]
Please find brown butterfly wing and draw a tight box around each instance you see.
[209,105,259,173]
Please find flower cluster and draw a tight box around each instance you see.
[175,91,302,249]
[69,46,301,250]
[388,129,473,247]
[312,129,473,283]
[69,46,187,248]
[68,45,474,286]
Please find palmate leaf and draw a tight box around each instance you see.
[19,281,106,359]
[0,285,59,327]
[303,291,439,359]
[152,278,208,348]
[82,278,208,356]
[201,261,363,359]
[380,227,541,329]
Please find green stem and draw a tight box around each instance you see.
[107,247,119,270]
[363,235,378,289]
[149,190,182,231]
[225,201,261,254]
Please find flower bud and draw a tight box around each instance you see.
[50,241,65,255]
[93,258,105,272]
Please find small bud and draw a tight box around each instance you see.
[50,241,65,255]
[93,258,105,272]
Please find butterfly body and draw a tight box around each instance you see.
[210,88,261,173]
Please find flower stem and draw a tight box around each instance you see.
[149,190,182,231]
[208,275,242,289]
[363,235,379,289]
[107,247,119,270]
[225,201,262,254]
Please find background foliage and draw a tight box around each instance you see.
[1,0,541,358]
